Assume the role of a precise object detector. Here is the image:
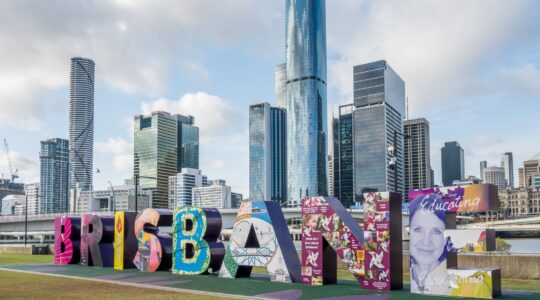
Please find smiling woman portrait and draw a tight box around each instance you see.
[409,193,451,295]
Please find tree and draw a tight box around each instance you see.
[495,237,512,254]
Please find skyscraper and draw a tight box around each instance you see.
[441,141,465,186]
[285,0,327,206]
[69,57,94,193]
[333,104,354,207]
[24,183,39,215]
[483,166,505,190]
[193,179,232,209]
[249,102,287,204]
[169,168,207,208]
[134,111,199,208]
[40,138,70,213]
[480,160,487,180]
[501,152,514,189]
[523,159,540,188]
[404,118,431,193]
[352,61,405,197]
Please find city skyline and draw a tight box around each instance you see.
[1,1,540,197]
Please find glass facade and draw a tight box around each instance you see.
[40,138,70,213]
[69,57,94,192]
[275,63,287,109]
[404,118,431,194]
[441,141,464,186]
[134,111,199,208]
[352,60,405,199]
[334,105,354,207]
[249,103,287,204]
[285,0,327,206]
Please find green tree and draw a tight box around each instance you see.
[495,237,512,254]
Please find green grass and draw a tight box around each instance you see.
[0,253,53,265]
[0,270,229,300]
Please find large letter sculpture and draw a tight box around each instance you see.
[363,192,403,290]
[54,216,81,265]
[219,201,301,283]
[408,184,501,299]
[134,209,173,272]
[81,214,114,267]
[114,211,138,270]
[301,196,401,290]
[172,207,225,274]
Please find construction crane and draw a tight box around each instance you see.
[3,139,18,182]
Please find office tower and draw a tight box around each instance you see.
[231,192,243,208]
[483,166,506,190]
[501,153,514,189]
[40,138,70,213]
[0,179,24,214]
[331,117,339,198]
[177,115,199,170]
[404,118,431,193]
[249,103,287,204]
[523,159,540,188]
[78,183,151,212]
[192,179,231,209]
[69,57,94,193]
[134,111,199,208]
[275,63,287,108]
[518,168,524,188]
[430,168,435,187]
[1,195,25,216]
[169,168,207,209]
[334,104,354,207]
[327,154,334,196]
[480,161,487,180]
[285,0,327,206]
[441,141,465,186]
[352,60,406,197]
[24,183,39,215]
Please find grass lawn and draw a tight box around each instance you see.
[0,253,53,265]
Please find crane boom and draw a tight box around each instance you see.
[3,139,18,182]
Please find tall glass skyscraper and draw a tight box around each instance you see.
[249,102,287,204]
[404,118,432,193]
[441,141,465,186]
[285,0,327,206]
[333,104,354,207]
[352,60,405,198]
[40,138,70,213]
[69,57,94,193]
[275,63,287,109]
[501,152,514,189]
[134,111,199,208]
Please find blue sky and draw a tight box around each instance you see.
[0,0,539,196]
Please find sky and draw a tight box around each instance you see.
[0,0,539,197]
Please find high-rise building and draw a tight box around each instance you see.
[523,160,540,188]
[78,184,151,212]
[69,57,94,193]
[518,167,525,188]
[231,192,243,209]
[352,60,405,197]
[480,160,487,180]
[249,103,287,204]
[333,104,354,207]
[134,111,199,208]
[169,168,207,209]
[327,154,334,197]
[275,63,287,109]
[24,183,39,215]
[501,153,514,189]
[285,0,327,206]
[404,118,431,194]
[192,179,231,209]
[40,138,70,213]
[483,166,506,190]
[441,141,464,186]
[0,179,24,214]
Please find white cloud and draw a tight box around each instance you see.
[95,137,133,173]
[0,0,281,131]
[0,151,39,184]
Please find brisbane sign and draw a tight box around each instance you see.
[54,184,501,299]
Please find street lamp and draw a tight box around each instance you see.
[388,130,410,194]
[133,174,157,212]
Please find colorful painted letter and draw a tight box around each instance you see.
[219,201,301,283]
[80,214,114,267]
[362,192,403,290]
[54,216,81,265]
[133,209,173,272]
[172,207,225,274]
[408,184,501,299]
[114,211,138,270]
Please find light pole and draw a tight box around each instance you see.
[388,130,410,194]
[133,174,157,212]
[24,193,28,247]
